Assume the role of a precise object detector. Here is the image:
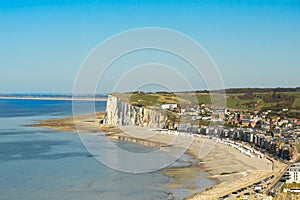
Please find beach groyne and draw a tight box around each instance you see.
[103,95,167,128]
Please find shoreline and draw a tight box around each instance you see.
[27,114,216,198]
[26,113,285,200]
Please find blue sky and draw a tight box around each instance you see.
[0,0,300,93]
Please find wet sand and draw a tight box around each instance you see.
[27,113,281,200]
[27,112,106,132]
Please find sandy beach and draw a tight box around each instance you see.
[118,126,281,200]
[27,113,286,199]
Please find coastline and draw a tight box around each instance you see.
[27,113,284,199]
[27,114,215,198]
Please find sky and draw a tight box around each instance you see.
[0,0,300,93]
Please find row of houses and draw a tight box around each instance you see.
[219,128,295,160]
[228,110,300,131]
[161,103,299,161]
[170,124,296,161]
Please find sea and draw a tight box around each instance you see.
[0,98,213,200]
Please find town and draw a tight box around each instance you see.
[162,101,300,162]
[161,101,300,187]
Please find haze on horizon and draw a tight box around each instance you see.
[0,0,299,93]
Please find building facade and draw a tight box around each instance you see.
[286,162,300,183]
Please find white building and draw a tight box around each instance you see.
[161,103,177,110]
[286,162,300,183]
[177,123,189,132]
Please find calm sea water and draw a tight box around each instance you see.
[0,99,213,200]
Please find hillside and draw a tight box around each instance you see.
[111,88,300,118]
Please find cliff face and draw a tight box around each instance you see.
[103,95,167,128]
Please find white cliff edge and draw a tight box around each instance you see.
[103,95,167,128]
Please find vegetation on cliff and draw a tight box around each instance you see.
[111,88,300,119]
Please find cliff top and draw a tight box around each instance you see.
[109,90,300,115]
[110,92,187,108]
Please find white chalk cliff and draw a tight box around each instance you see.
[103,95,167,128]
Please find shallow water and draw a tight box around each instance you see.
[0,99,213,200]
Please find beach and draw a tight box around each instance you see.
[28,113,285,199]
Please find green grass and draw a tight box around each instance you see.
[128,93,159,107]
[196,94,212,105]
[293,97,300,109]
[165,110,180,122]
[112,91,300,113]
[282,183,300,189]
[113,92,179,107]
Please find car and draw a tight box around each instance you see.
[255,193,264,198]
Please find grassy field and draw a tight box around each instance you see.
[113,92,180,107]
[292,97,300,109]
[112,91,300,112]
[275,183,300,200]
